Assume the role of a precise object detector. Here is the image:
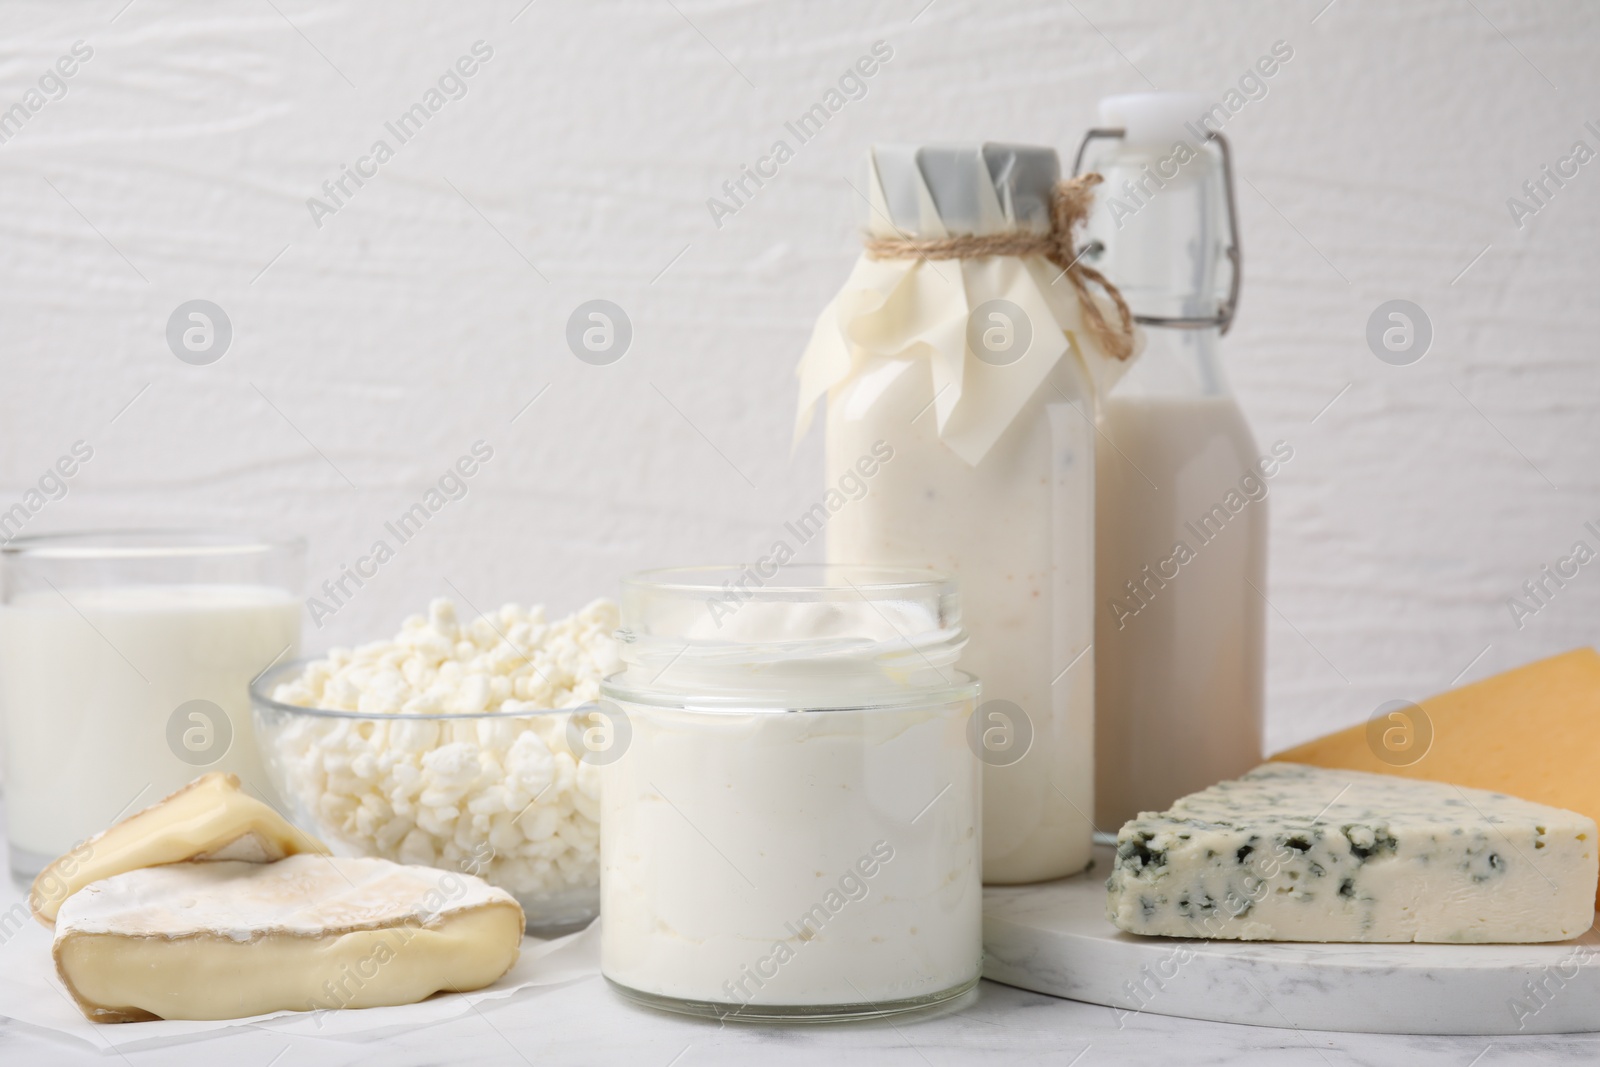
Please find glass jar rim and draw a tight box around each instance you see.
[621,564,957,598]
[610,563,972,709]
[1,528,305,561]
[601,669,980,712]
[616,563,963,650]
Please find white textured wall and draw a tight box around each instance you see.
[1,0,1596,751]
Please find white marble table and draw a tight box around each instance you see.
[4,807,1597,1065]
[5,973,1600,1067]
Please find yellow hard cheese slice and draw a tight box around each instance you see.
[1274,647,1600,908]
[31,773,327,925]
[54,854,524,1022]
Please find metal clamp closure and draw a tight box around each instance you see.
[1071,127,1243,336]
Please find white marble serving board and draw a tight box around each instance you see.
[982,843,1600,1035]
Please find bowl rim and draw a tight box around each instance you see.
[249,658,598,721]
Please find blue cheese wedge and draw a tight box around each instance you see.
[1106,762,1598,943]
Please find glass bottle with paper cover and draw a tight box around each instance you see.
[1077,94,1268,829]
[795,144,1140,883]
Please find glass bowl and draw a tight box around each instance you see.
[251,659,600,936]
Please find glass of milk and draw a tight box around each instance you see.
[599,565,983,1021]
[0,530,303,883]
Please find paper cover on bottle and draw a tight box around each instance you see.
[794,143,1141,466]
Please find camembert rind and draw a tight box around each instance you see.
[31,772,327,925]
[1106,762,1598,943]
[53,855,523,1022]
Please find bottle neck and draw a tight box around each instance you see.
[1079,133,1238,339]
[1112,324,1231,400]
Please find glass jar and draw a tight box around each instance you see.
[598,565,982,1021]
[0,530,304,882]
[1078,94,1267,828]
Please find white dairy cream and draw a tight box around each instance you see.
[0,584,300,867]
[599,700,981,1011]
[599,567,982,1016]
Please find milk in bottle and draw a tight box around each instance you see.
[797,144,1139,882]
[1079,94,1268,828]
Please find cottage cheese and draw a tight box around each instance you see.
[268,598,620,909]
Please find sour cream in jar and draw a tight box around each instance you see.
[597,566,982,1021]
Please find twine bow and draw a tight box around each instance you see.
[862,173,1136,361]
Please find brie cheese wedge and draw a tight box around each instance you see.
[53,854,524,1022]
[32,773,327,925]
